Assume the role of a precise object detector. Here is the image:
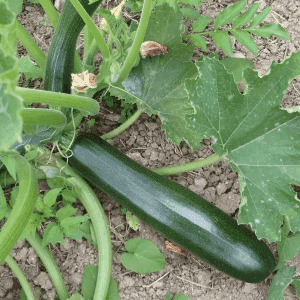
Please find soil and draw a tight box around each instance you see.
[1,0,300,299]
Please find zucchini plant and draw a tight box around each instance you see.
[2,0,300,298]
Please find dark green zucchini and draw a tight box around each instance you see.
[68,133,276,283]
[44,0,103,93]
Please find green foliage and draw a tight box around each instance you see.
[82,265,120,300]
[18,55,44,81]
[3,0,300,297]
[267,265,296,300]
[165,292,189,300]
[120,238,167,273]
[126,210,139,230]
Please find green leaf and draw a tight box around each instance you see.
[0,186,8,220]
[0,58,23,151]
[39,166,61,178]
[86,119,95,128]
[55,204,78,223]
[9,185,19,207]
[18,212,44,241]
[164,292,172,300]
[210,30,233,57]
[7,0,23,16]
[67,292,84,300]
[79,220,97,247]
[214,0,247,29]
[105,276,120,300]
[220,57,254,83]
[184,52,300,242]
[292,278,300,298]
[232,2,260,29]
[277,222,300,269]
[247,6,272,29]
[179,0,204,9]
[126,211,139,230]
[60,215,89,229]
[173,294,189,300]
[190,34,207,51]
[46,176,70,189]
[43,188,62,208]
[61,189,77,203]
[0,155,16,181]
[192,15,211,32]
[230,30,258,56]
[64,228,85,240]
[248,24,291,40]
[180,7,200,19]
[267,265,296,300]
[82,265,119,300]
[24,150,40,161]
[120,238,167,274]
[82,264,97,300]
[109,4,198,150]
[18,56,44,80]
[42,222,65,247]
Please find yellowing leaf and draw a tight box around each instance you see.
[100,0,126,31]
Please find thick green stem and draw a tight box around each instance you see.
[38,0,59,29]
[0,154,38,265]
[83,37,98,70]
[5,254,35,300]
[55,156,112,300]
[83,26,94,66]
[69,0,110,60]
[20,108,67,129]
[15,87,99,116]
[0,169,46,187]
[151,153,222,176]
[101,104,144,140]
[26,233,69,300]
[15,20,46,70]
[113,0,152,84]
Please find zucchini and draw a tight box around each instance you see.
[44,0,103,93]
[68,133,276,283]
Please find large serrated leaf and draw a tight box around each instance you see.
[277,221,300,269]
[184,52,300,242]
[213,0,247,29]
[109,4,198,149]
[267,265,296,300]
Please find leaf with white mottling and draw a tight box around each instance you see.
[184,52,300,242]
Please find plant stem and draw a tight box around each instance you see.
[151,153,222,176]
[15,87,99,116]
[63,112,84,131]
[114,0,152,84]
[0,154,38,265]
[55,156,112,300]
[5,254,35,300]
[15,20,46,70]
[101,104,144,140]
[69,0,110,60]
[38,0,59,29]
[0,169,46,187]
[26,233,70,300]
[20,108,67,130]
[83,26,94,67]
